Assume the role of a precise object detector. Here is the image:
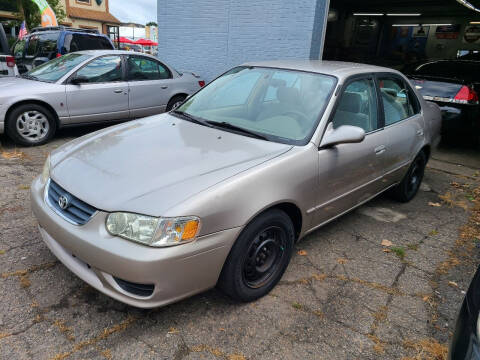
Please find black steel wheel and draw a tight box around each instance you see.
[389,150,427,203]
[218,209,295,302]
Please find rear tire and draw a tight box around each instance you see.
[6,103,56,146]
[166,95,187,111]
[217,209,295,302]
[389,151,427,203]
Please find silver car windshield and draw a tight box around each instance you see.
[177,66,336,144]
[25,53,91,82]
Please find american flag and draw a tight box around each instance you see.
[18,21,27,40]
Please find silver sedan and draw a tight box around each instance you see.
[31,61,441,308]
[0,50,204,146]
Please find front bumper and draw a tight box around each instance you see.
[31,176,241,308]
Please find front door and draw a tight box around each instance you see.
[314,76,388,226]
[126,55,173,118]
[65,55,129,124]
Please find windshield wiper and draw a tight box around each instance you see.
[172,110,211,127]
[21,74,38,81]
[206,121,269,141]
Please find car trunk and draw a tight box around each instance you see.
[409,76,466,102]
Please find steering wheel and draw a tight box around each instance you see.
[281,110,310,131]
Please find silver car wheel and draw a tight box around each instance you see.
[16,111,50,142]
[171,100,183,110]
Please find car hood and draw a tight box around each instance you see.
[50,113,292,215]
[0,77,51,95]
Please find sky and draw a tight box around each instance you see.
[109,0,157,25]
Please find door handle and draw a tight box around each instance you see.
[416,129,424,136]
[114,89,123,93]
[161,86,168,89]
[374,145,386,155]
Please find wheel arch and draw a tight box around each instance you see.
[247,201,303,242]
[5,100,60,131]
[420,144,431,161]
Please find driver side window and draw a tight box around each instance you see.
[331,78,378,133]
[75,56,123,83]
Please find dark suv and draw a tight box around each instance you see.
[12,26,114,73]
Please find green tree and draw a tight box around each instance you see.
[146,21,157,27]
[15,0,66,29]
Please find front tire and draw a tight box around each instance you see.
[6,104,56,146]
[389,151,427,203]
[218,209,295,302]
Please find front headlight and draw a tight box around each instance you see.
[41,155,50,184]
[106,213,200,247]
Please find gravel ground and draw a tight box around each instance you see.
[0,127,479,360]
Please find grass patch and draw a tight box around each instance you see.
[391,246,406,260]
[291,302,302,310]
[407,244,419,251]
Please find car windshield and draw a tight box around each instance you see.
[24,53,91,82]
[176,66,337,144]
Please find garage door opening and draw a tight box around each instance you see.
[323,0,480,150]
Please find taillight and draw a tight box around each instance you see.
[56,53,62,58]
[198,80,205,87]
[6,56,15,68]
[454,86,479,104]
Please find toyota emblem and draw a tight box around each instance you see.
[58,195,69,210]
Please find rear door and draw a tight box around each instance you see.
[314,75,387,225]
[65,55,129,124]
[376,74,425,185]
[126,55,174,117]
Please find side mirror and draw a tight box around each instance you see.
[32,57,49,68]
[70,76,89,85]
[319,123,365,148]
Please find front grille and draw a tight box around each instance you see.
[46,179,97,225]
[113,277,154,297]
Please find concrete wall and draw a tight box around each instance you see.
[157,0,328,81]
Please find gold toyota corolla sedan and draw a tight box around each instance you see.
[31,61,441,308]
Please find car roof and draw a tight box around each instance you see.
[241,60,400,80]
[75,50,154,57]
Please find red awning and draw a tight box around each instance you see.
[116,37,134,44]
[133,38,158,46]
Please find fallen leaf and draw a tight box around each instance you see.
[167,327,179,334]
[337,258,348,264]
[0,250,5,255]
[297,250,307,256]
[381,239,393,247]
[383,249,392,253]
[448,281,458,288]
[18,184,30,190]
[312,273,327,281]
[219,328,226,331]
[428,202,442,207]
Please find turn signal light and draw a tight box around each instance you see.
[454,86,479,104]
[198,80,205,87]
[6,56,15,68]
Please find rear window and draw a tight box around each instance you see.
[412,61,480,82]
[63,34,113,53]
[25,33,60,59]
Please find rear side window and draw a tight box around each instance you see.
[127,56,171,81]
[25,33,60,58]
[63,34,113,52]
[13,40,26,58]
[378,77,419,125]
